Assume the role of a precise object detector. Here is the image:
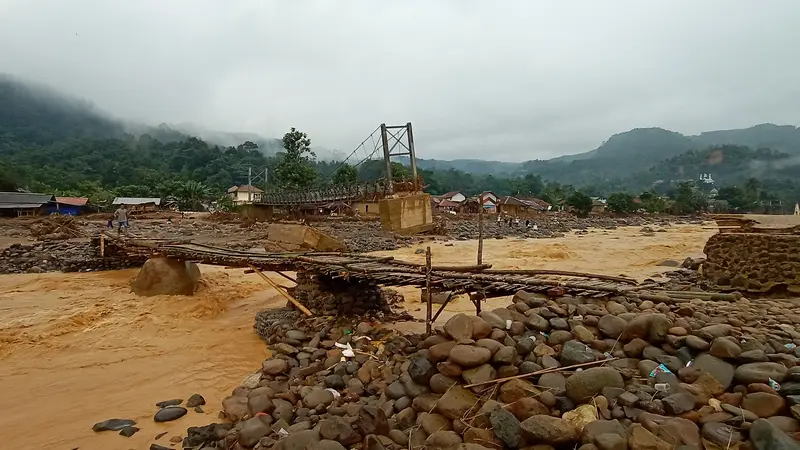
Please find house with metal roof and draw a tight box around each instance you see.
[0,192,56,217]
[46,197,92,216]
[498,195,551,218]
[112,197,162,211]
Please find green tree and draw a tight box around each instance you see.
[175,180,211,210]
[332,164,358,185]
[670,182,706,214]
[566,191,593,217]
[606,192,636,213]
[716,186,748,211]
[275,127,316,188]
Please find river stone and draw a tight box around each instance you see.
[566,367,624,403]
[154,406,187,422]
[691,354,734,390]
[596,433,627,450]
[582,420,626,444]
[563,404,598,432]
[430,374,459,394]
[262,358,289,376]
[709,337,742,359]
[749,418,800,450]
[479,311,506,329]
[437,386,479,420]
[493,346,517,364]
[561,340,597,366]
[685,335,711,351]
[735,362,789,384]
[449,345,492,368]
[628,424,670,450]
[421,412,452,434]
[425,430,462,450]
[444,314,474,341]
[429,341,458,362]
[186,394,206,407]
[598,315,626,338]
[539,372,567,392]
[386,381,406,400]
[469,316,492,339]
[92,418,137,432]
[663,393,696,415]
[462,364,496,386]
[490,407,522,448]
[358,406,390,436]
[238,417,271,447]
[520,415,580,444]
[702,422,743,446]
[409,354,437,385]
[742,393,786,418]
[304,388,334,409]
[274,429,320,450]
[317,440,347,450]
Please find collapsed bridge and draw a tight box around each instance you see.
[103,233,739,331]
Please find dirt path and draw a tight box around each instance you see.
[0,223,715,449]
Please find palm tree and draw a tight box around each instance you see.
[177,180,211,211]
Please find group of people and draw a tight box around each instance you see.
[497,214,538,230]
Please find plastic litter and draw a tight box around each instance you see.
[539,331,549,338]
[785,343,797,350]
[654,383,670,392]
[326,388,341,398]
[505,320,512,330]
[649,363,672,377]
[769,378,781,392]
[277,428,289,438]
[686,360,693,367]
[334,342,355,358]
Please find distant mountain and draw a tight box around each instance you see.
[407,124,800,189]
[0,74,125,147]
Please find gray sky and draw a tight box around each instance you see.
[2,0,799,161]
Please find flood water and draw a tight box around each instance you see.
[0,223,715,449]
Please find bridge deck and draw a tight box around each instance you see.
[108,236,657,298]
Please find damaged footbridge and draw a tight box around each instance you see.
[101,232,737,332]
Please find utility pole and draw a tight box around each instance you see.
[477,193,484,265]
[248,167,253,203]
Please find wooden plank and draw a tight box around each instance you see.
[247,264,313,316]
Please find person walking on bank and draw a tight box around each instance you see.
[114,205,129,233]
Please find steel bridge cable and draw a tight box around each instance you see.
[321,125,381,181]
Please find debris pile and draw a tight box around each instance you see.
[291,272,400,316]
[182,289,800,450]
[0,241,145,274]
[28,215,84,240]
[444,215,700,241]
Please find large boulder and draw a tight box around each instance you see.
[131,257,200,296]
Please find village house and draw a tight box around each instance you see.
[112,197,162,211]
[227,185,264,205]
[591,197,607,213]
[0,192,56,217]
[498,196,550,218]
[480,191,498,213]
[48,197,92,216]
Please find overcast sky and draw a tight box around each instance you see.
[1,1,799,161]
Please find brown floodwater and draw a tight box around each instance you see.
[0,223,715,449]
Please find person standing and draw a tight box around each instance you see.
[114,205,128,233]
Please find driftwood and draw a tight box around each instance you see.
[481,269,636,285]
[463,358,618,388]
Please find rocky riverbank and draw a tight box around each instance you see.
[165,288,800,450]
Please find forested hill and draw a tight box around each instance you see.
[2,75,800,208]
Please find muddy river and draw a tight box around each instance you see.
[0,223,715,449]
